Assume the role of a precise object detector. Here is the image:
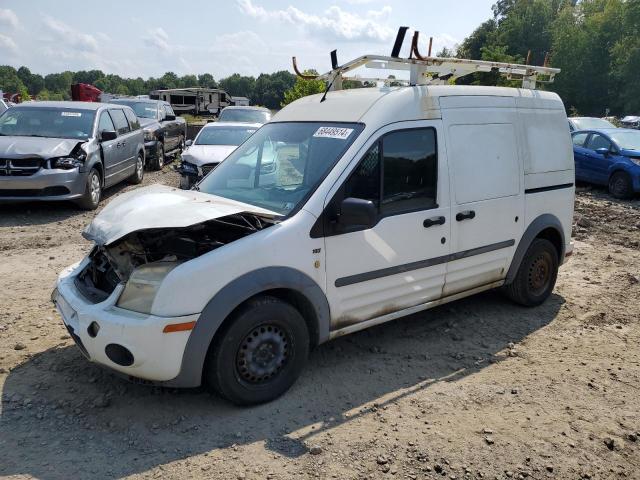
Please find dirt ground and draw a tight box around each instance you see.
[0,168,639,480]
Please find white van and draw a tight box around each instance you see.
[53,79,574,405]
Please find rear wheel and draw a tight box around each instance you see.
[608,171,633,199]
[206,295,309,406]
[504,238,559,307]
[128,153,144,184]
[75,168,102,210]
[151,142,165,171]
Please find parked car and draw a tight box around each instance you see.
[177,122,262,189]
[218,106,271,124]
[568,116,616,132]
[0,98,8,114]
[572,128,640,198]
[0,101,144,209]
[110,99,186,170]
[620,116,640,129]
[53,85,574,405]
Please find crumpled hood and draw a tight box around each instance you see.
[181,145,236,167]
[83,184,280,245]
[0,136,82,158]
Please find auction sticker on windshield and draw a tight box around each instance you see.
[61,112,82,117]
[313,126,353,140]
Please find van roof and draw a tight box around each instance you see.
[273,85,564,124]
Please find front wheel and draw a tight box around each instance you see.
[608,171,633,199]
[504,238,559,307]
[205,295,310,406]
[151,142,165,171]
[75,168,102,210]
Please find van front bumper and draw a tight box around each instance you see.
[0,167,85,202]
[52,259,199,384]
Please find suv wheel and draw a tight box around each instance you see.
[608,171,633,199]
[128,153,144,184]
[75,168,102,210]
[152,142,165,171]
[504,238,559,307]
[206,295,310,405]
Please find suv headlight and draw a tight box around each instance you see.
[116,262,178,314]
[52,153,86,169]
[143,129,156,142]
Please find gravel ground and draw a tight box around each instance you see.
[0,170,639,480]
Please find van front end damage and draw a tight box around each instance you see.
[75,212,276,308]
[52,184,280,383]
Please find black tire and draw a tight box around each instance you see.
[127,152,144,184]
[151,142,165,171]
[608,171,633,199]
[206,295,310,406]
[74,167,102,210]
[504,238,559,307]
[179,174,192,190]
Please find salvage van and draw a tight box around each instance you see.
[52,40,574,405]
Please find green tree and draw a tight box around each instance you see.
[282,71,325,106]
[220,73,256,99]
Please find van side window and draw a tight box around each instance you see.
[382,129,437,214]
[97,111,115,135]
[587,134,612,151]
[572,132,589,147]
[124,108,140,131]
[342,127,438,216]
[109,109,130,136]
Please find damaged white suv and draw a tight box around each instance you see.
[53,83,575,405]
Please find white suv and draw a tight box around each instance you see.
[53,84,575,405]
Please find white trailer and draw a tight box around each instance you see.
[150,88,232,116]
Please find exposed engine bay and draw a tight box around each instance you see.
[74,212,275,303]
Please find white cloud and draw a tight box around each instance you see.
[0,8,19,29]
[42,16,98,52]
[211,30,266,53]
[236,0,394,42]
[143,27,170,51]
[0,33,18,53]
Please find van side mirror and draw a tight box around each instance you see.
[595,147,610,156]
[339,197,377,228]
[164,114,176,121]
[100,130,117,142]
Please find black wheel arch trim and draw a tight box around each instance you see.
[163,267,330,388]
[505,213,566,285]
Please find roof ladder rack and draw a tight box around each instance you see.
[292,28,560,91]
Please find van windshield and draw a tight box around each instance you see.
[0,107,96,139]
[197,122,363,215]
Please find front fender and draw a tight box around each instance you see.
[164,267,330,388]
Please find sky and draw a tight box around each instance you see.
[0,0,496,80]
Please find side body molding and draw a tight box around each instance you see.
[505,213,566,285]
[164,267,330,388]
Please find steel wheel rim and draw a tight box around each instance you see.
[90,173,101,204]
[528,251,552,296]
[611,176,625,196]
[236,324,290,384]
[158,145,164,168]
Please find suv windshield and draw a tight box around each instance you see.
[198,122,363,215]
[219,109,270,124]
[610,131,640,151]
[196,126,257,146]
[111,101,157,119]
[0,107,95,139]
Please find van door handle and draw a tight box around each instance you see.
[456,210,476,221]
[423,216,446,228]
[116,143,121,148]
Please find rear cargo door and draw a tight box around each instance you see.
[440,97,524,295]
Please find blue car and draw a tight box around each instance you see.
[572,128,640,199]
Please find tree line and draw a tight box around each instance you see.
[1,0,638,115]
[0,66,297,110]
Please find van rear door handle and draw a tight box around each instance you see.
[423,216,446,228]
[456,210,476,221]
